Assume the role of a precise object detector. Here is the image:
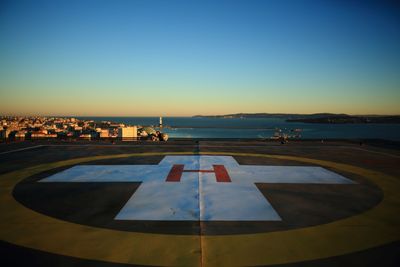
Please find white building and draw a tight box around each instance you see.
[118,126,137,139]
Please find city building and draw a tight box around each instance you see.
[118,126,137,140]
[0,117,166,142]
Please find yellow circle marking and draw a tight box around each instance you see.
[0,152,399,267]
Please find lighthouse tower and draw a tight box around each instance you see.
[159,116,163,127]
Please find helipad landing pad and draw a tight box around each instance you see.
[40,156,354,221]
[2,151,399,267]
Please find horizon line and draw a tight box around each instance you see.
[2,112,400,117]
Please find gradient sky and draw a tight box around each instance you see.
[0,0,399,116]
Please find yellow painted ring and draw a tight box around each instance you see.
[0,152,399,267]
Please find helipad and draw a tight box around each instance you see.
[0,141,399,266]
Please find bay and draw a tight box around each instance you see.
[77,117,400,141]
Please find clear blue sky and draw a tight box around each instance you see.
[0,0,399,116]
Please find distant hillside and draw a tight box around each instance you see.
[193,113,400,123]
[287,115,400,124]
[193,113,346,119]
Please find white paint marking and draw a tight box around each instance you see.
[40,156,355,221]
[0,145,43,155]
[116,172,200,221]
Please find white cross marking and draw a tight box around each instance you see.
[40,156,354,221]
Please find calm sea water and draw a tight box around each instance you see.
[77,117,400,141]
